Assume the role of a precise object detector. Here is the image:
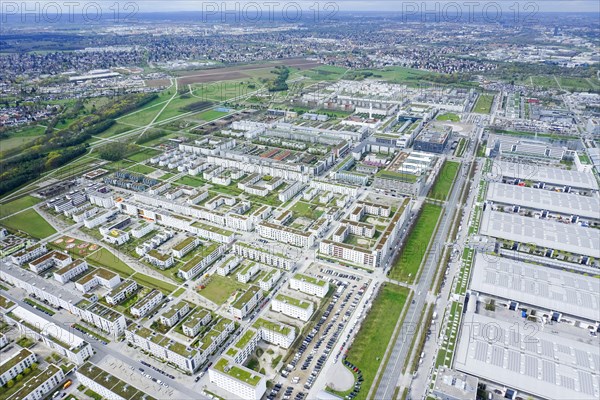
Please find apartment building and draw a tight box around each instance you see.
[278,181,304,202]
[5,306,93,365]
[319,240,378,269]
[271,294,314,321]
[233,242,294,270]
[83,208,118,229]
[229,286,263,320]
[209,357,266,400]
[217,256,242,277]
[253,317,296,348]
[256,222,315,248]
[171,236,200,258]
[196,317,235,356]
[130,289,163,318]
[79,302,126,339]
[178,243,224,280]
[236,262,260,283]
[145,250,174,270]
[160,301,191,327]
[9,364,65,400]
[105,279,138,305]
[0,333,7,349]
[10,243,47,266]
[53,259,88,284]
[130,221,155,238]
[0,348,37,386]
[258,268,281,291]
[182,308,212,337]
[125,325,204,373]
[290,273,329,298]
[74,268,121,293]
[28,251,71,274]
[76,362,156,400]
[225,328,260,365]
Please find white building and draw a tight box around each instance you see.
[28,251,71,274]
[253,317,296,348]
[182,308,212,337]
[145,249,174,270]
[105,279,138,305]
[233,242,294,270]
[5,306,94,365]
[76,362,155,400]
[53,259,88,284]
[217,256,242,277]
[271,294,314,321]
[209,357,266,400]
[290,273,329,298]
[236,262,260,283]
[256,222,315,248]
[0,348,37,386]
[258,268,281,291]
[229,286,263,320]
[74,268,121,293]
[9,364,64,400]
[160,301,191,327]
[171,236,200,258]
[10,243,47,266]
[178,243,224,280]
[130,289,163,318]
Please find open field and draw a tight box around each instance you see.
[345,283,410,400]
[132,272,177,295]
[0,195,41,218]
[127,149,161,163]
[389,203,443,283]
[436,113,460,122]
[197,274,249,305]
[86,248,134,276]
[473,94,494,113]
[0,208,56,238]
[0,125,45,153]
[429,161,460,201]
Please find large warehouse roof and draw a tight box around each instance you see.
[492,161,599,190]
[480,210,600,258]
[486,181,600,219]
[455,312,600,400]
[470,254,600,322]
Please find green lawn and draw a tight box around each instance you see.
[0,195,41,219]
[172,287,185,298]
[127,164,156,174]
[132,272,177,295]
[473,94,494,114]
[0,209,56,239]
[0,125,45,153]
[429,161,460,201]
[86,248,134,276]
[196,110,228,121]
[389,203,443,283]
[345,283,409,400]
[127,149,161,163]
[197,274,249,305]
[290,201,323,220]
[436,113,460,122]
[175,176,208,187]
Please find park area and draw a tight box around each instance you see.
[429,161,460,201]
[86,248,134,277]
[473,94,494,113]
[0,195,41,219]
[197,274,249,305]
[0,208,56,239]
[344,283,410,400]
[389,203,442,283]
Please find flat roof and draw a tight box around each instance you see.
[274,294,312,310]
[480,210,600,258]
[77,362,156,400]
[292,273,328,287]
[487,181,600,219]
[493,160,599,190]
[455,312,600,400]
[11,365,62,399]
[470,254,600,322]
[212,357,263,387]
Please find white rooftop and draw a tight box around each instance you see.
[480,210,600,258]
[486,181,600,220]
[455,312,600,400]
[470,253,600,322]
[492,161,599,190]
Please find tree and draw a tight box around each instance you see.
[23,367,31,375]
[30,362,38,371]
[15,374,23,382]
[6,380,15,388]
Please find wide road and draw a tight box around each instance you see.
[373,157,470,400]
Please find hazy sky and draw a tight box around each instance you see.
[11,1,600,13]
[124,1,598,13]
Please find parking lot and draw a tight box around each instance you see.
[267,266,370,400]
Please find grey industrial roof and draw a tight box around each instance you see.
[487,181,600,220]
[480,210,600,258]
[455,312,600,400]
[492,160,599,190]
[470,253,600,322]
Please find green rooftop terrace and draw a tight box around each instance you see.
[293,273,327,287]
[213,357,263,387]
[275,294,312,309]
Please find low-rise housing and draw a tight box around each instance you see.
[271,294,314,321]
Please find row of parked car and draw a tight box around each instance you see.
[140,359,175,379]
